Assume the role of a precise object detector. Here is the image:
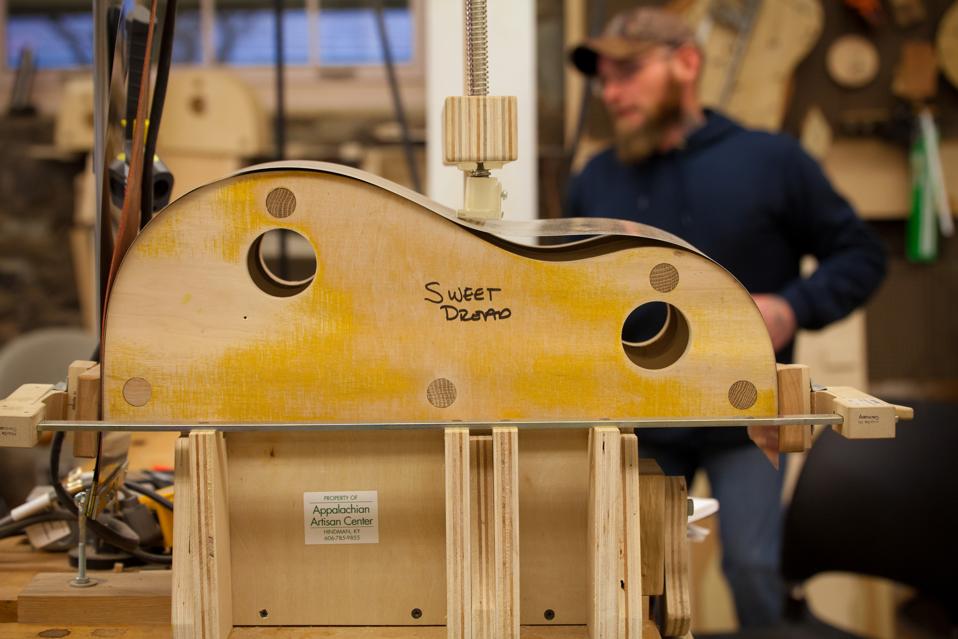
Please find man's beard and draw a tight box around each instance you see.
[613,76,684,163]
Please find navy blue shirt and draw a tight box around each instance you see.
[566,111,886,447]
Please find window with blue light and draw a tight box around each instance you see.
[318,7,412,66]
[6,11,93,69]
[215,6,309,65]
[172,10,202,64]
[4,1,414,70]
[215,3,412,67]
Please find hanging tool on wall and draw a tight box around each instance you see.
[907,108,954,263]
[688,0,822,131]
[7,48,37,116]
[891,40,954,262]
[707,0,762,108]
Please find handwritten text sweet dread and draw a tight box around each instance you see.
[423,281,512,322]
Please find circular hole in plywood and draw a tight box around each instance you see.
[622,302,690,370]
[247,229,316,298]
[122,377,152,407]
[426,378,457,408]
[728,380,758,410]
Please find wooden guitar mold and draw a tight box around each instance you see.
[102,162,778,424]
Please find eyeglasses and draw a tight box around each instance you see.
[591,48,673,96]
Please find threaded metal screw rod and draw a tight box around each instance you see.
[464,0,489,96]
[70,491,97,588]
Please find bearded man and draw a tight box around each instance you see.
[566,6,886,629]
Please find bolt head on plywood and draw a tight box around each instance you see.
[123,377,152,407]
[728,380,758,410]
[265,187,297,218]
[649,263,680,294]
[427,378,457,408]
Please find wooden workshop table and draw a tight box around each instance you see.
[0,626,620,638]
[0,538,661,638]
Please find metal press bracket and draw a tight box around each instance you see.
[39,415,844,433]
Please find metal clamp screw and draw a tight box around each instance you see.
[69,491,97,588]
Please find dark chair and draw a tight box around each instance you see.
[702,398,958,638]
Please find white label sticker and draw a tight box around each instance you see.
[303,491,379,545]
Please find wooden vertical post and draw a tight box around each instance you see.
[445,427,471,639]
[587,426,621,639]
[620,434,642,638]
[172,436,193,637]
[69,360,99,458]
[467,427,519,639]
[471,435,495,635]
[176,430,232,639]
[639,459,666,598]
[661,477,691,638]
[493,426,519,639]
[777,363,812,453]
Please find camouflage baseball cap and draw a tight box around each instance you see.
[570,6,697,76]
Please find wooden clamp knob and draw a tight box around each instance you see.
[443,96,518,166]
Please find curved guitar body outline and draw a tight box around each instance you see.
[102,162,778,424]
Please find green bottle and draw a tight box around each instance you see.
[906,130,938,263]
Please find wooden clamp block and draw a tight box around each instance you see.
[0,384,67,448]
[172,430,232,639]
[661,477,691,638]
[17,570,172,625]
[620,434,643,639]
[813,386,909,439]
[68,360,100,458]
[587,426,622,639]
[172,437,193,634]
[443,96,518,166]
[471,435,494,634]
[493,427,519,639]
[639,459,665,597]
[446,427,472,639]
[777,364,812,453]
[449,426,519,639]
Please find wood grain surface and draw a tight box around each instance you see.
[103,165,778,425]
